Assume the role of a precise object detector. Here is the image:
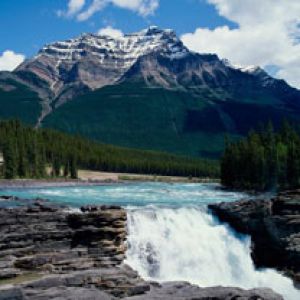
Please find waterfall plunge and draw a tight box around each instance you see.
[125,206,300,300]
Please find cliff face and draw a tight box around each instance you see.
[0,199,284,300]
[209,190,300,284]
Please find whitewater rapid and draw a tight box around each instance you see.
[125,206,300,300]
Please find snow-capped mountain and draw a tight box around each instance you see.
[15,26,296,106]
[15,27,190,101]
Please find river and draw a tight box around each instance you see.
[1,182,299,299]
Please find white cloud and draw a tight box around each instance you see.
[0,50,25,71]
[62,0,159,21]
[67,0,86,16]
[77,0,107,20]
[98,26,124,38]
[111,0,159,16]
[181,0,300,88]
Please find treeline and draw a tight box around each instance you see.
[221,121,300,191]
[0,120,219,179]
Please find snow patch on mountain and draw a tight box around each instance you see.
[38,26,189,70]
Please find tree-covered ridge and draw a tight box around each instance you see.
[0,120,219,179]
[221,122,300,191]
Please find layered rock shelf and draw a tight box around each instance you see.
[0,197,284,299]
[209,190,300,285]
[0,201,127,277]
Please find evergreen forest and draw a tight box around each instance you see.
[221,121,300,191]
[0,120,219,179]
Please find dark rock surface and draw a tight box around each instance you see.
[0,198,284,299]
[209,190,300,283]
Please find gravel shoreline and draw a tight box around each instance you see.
[0,179,120,189]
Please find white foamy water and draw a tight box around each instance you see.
[125,206,300,300]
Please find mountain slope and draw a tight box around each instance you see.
[42,81,227,157]
[0,72,43,125]
[1,27,300,158]
[42,78,300,158]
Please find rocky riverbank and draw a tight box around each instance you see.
[209,190,300,285]
[0,197,284,299]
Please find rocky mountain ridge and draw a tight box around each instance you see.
[13,26,295,110]
[15,27,189,103]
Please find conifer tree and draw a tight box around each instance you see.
[52,156,61,177]
[63,161,70,178]
[70,155,78,179]
[3,138,17,179]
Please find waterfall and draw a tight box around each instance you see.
[125,206,300,300]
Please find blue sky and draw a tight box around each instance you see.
[0,0,299,88]
[0,0,235,57]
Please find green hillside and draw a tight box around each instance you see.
[0,74,299,160]
[43,82,229,158]
[0,78,42,125]
[42,81,300,158]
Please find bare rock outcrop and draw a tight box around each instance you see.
[0,202,127,279]
[209,190,300,284]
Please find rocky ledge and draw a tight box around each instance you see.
[0,197,283,299]
[209,190,300,285]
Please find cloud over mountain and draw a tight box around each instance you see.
[181,0,300,88]
[98,26,124,38]
[0,50,25,71]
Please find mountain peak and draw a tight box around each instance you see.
[32,26,186,63]
[138,26,175,36]
[14,26,293,110]
[15,27,189,100]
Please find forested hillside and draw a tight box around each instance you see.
[0,120,219,179]
[221,122,300,190]
[0,76,42,125]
